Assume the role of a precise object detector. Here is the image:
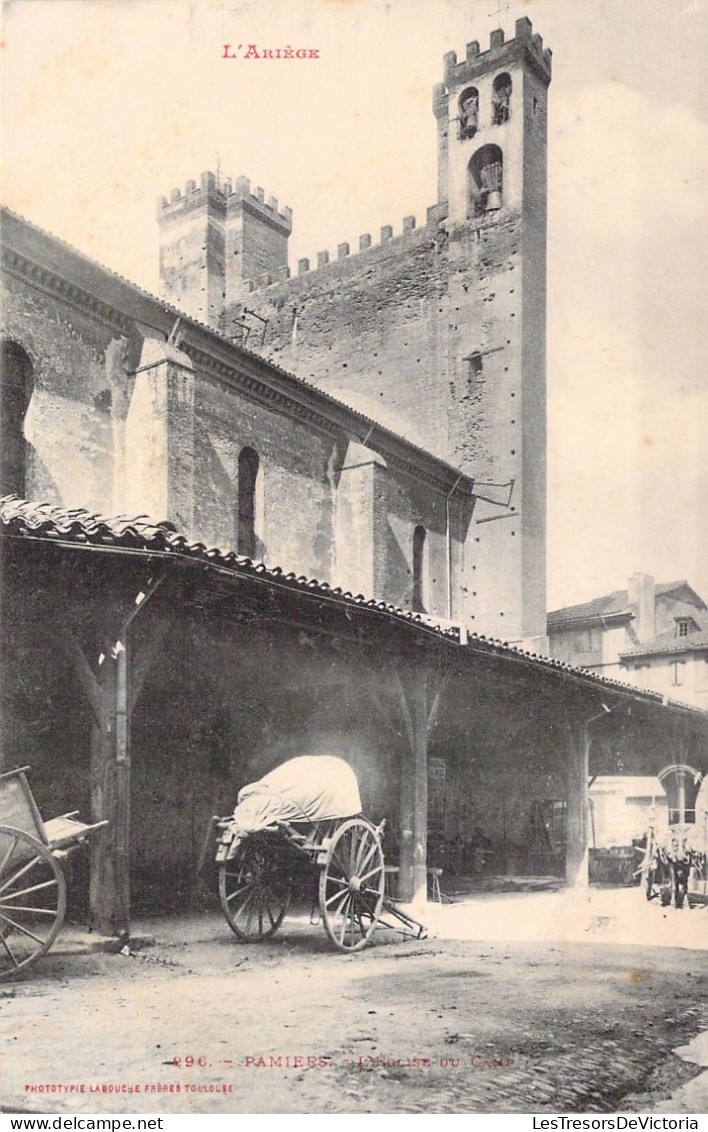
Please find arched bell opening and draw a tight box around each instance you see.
[468,144,504,217]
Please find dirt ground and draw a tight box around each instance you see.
[1,888,707,1116]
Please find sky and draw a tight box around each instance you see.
[2,0,706,610]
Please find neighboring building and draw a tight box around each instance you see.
[547,573,707,689]
[588,776,667,850]
[620,612,708,709]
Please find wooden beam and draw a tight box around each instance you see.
[129,617,168,714]
[426,672,450,734]
[565,713,590,887]
[56,627,102,724]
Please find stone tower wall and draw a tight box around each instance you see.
[156,18,551,639]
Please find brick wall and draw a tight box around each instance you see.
[1,227,467,615]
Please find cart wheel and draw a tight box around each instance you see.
[319,818,384,953]
[0,826,67,981]
[218,835,291,942]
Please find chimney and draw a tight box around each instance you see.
[628,573,655,642]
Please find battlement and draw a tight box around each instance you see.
[240,205,444,293]
[442,17,552,88]
[157,171,292,233]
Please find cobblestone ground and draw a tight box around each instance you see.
[1,894,707,1115]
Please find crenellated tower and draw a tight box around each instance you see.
[432,17,552,640]
[155,18,551,641]
[157,172,292,327]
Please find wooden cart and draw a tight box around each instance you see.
[0,767,107,980]
[209,813,426,954]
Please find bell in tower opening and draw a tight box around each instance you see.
[459,88,479,139]
[468,144,503,215]
[492,73,512,124]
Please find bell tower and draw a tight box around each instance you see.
[433,18,552,641]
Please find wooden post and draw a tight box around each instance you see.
[565,717,589,887]
[89,642,121,936]
[91,580,165,935]
[57,579,165,938]
[394,664,430,905]
[113,639,130,936]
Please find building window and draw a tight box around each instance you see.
[468,144,504,217]
[1,340,34,498]
[459,87,479,139]
[237,446,259,558]
[412,524,428,613]
[676,619,690,638]
[672,660,686,686]
[492,73,512,124]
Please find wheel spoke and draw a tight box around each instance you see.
[323,876,348,895]
[226,881,255,904]
[0,836,19,878]
[0,828,66,980]
[0,931,20,967]
[330,845,353,880]
[244,896,257,935]
[355,839,378,875]
[0,904,56,916]
[0,855,45,898]
[348,903,359,946]
[234,888,255,917]
[0,909,47,946]
[338,896,354,944]
[354,902,370,934]
[219,836,290,943]
[319,820,384,952]
[1,878,59,902]
[326,886,350,913]
[358,864,384,885]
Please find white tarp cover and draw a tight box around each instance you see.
[231,756,362,833]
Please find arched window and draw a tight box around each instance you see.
[492,73,512,124]
[1,340,34,497]
[412,525,428,613]
[458,87,479,139]
[468,144,504,217]
[237,447,259,558]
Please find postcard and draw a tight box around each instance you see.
[1,0,706,1118]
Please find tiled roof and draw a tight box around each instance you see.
[3,494,707,719]
[547,589,632,626]
[547,580,701,628]
[0,494,460,639]
[620,616,708,660]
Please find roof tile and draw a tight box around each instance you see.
[2,494,706,716]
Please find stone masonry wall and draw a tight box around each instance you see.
[227,206,529,635]
[225,225,454,461]
[1,248,465,614]
[0,275,137,514]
